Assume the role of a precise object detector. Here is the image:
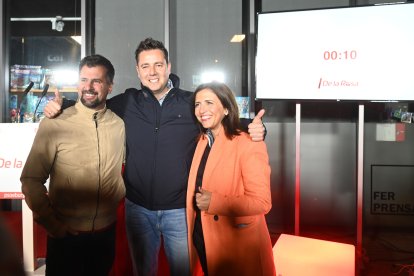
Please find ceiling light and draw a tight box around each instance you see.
[11,16,80,33]
[71,36,82,44]
[230,34,245,43]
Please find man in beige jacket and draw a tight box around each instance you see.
[20,54,125,276]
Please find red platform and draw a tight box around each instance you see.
[273,234,355,276]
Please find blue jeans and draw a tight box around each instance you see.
[125,199,190,276]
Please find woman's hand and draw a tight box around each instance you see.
[195,187,212,211]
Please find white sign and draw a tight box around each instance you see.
[256,3,414,101]
[0,123,38,199]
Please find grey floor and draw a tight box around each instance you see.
[361,231,414,276]
[26,258,45,276]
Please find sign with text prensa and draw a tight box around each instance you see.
[371,165,414,216]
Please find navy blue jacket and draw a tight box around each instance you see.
[108,74,199,210]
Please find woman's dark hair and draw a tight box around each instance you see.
[79,54,115,84]
[135,37,169,64]
[193,82,242,140]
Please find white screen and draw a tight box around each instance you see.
[256,4,414,101]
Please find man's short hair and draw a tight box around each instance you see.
[79,54,115,84]
[134,38,169,64]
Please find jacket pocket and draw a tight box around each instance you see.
[232,216,256,229]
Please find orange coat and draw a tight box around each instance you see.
[186,131,276,276]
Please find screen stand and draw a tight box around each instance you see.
[356,104,364,273]
[294,103,364,275]
[295,103,301,235]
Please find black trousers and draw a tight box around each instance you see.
[193,211,208,276]
[45,223,116,276]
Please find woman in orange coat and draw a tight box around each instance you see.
[186,82,276,276]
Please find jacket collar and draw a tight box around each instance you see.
[168,73,180,88]
[199,128,229,188]
[74,101,107,121]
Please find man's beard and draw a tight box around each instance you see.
[80,90,101,109]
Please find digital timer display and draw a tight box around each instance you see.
[256,3,414,101]
[323,50,357,61]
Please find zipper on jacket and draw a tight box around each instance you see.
[92,112,101,232]
[154,102,161,133]
[150,99,162,207]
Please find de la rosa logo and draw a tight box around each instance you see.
[318,78,359,88]
[0,157,23,168]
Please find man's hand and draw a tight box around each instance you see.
[44,89,63,118]
[248,109,266,142]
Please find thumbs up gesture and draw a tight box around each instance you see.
[44,89,63,118]
[248,109,266,141]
